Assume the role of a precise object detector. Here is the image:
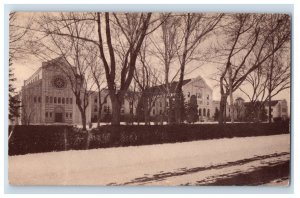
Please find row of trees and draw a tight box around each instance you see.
[9,12,290,128]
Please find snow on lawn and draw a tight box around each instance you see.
[9,134,290,185]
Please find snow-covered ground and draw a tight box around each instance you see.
[9,134,290,186]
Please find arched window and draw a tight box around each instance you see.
[207,109,210,117]
[199,108,202,116]
[203,108,206,116]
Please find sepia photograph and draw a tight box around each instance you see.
[8,11,291,186]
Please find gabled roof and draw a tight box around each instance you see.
[146,79,192,94]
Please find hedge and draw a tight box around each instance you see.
[8,122,290,156]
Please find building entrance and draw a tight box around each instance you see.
[55,113,63,122]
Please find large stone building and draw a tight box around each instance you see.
[20,58,91,125]
[144,76,224,122]
[230,97,289,122]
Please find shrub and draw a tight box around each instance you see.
[9,122,290,156]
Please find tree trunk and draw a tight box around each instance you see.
[268,96,272,123]
[256,107,261,123]
[228,65,234,123]
[80,109,87,131]
[219,94,228,124]
[174,91,184,124]
[97,104,102,128]
[111,96,121,126]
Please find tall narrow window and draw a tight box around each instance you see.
[203,108,206,116]
[207,109,210,117]
[54,97,57,103]
[38,96,41,103]
[62,98,65,104]
[46,96,49,103]
[34,96,37,103]
[45,112,48,118]
[66,98,69,104]
[50,96,53,103]
[199,108,202,116]
[58,97,61,104]
[66,112,68,118]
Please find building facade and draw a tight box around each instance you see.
[20,58,91,125]
[265,100,289,121]
[146,76,223,122]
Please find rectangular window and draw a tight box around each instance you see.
[45,112,48,118]
[66,98,69,104]
[160,102,162,107]
[70,113,72,118]
[207,95,209,100]
[94,98,97,103]
[62,98,65,104]
[160,110,162,115]
[94,107,98,112]
[282,108,287,113]
[130,108,133,114]
[46,96,49,103]
[50,96,53,103]
[34,96,37,103]
[50,112,52,117]
[38,96,41,103]
[66,113,68,118]
[54,97,57,103]
[153,109,155,115]
[58,97,61,104]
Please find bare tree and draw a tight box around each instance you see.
[150,13,180,124]
[87,46,108,127]
[240,48,290,122]
[215,13,290,124]
[9,12,33,60]
[9,12,33,141]
[174,13,224,123]
[133,39,162,125]
[96,12,164,125]
[30,12,98,130]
